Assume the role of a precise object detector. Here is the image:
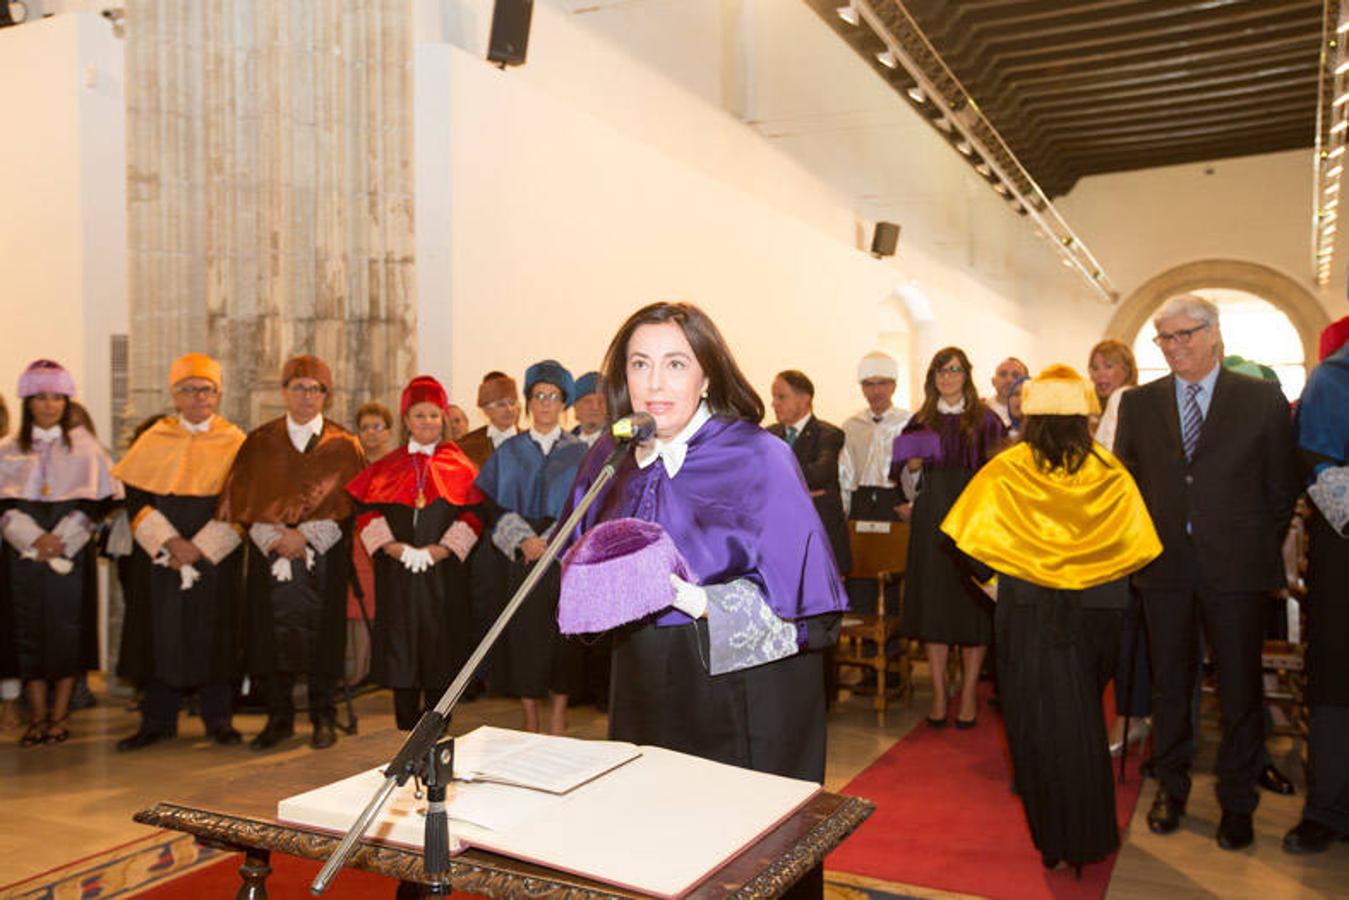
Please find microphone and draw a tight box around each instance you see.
[611,412,657,444]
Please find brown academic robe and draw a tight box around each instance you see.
[217,417,365,679]
[456,426,493,470]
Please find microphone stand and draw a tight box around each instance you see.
[310,438,634,896]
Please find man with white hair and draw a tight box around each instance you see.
[840,352,911,521]
[1114,294,1300,851]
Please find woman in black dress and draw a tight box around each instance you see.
[894,347,1005,727]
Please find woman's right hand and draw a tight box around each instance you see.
[33,533,64,560]
[382,541,407,558]
[895,503,913,522]
[519,537,547,562]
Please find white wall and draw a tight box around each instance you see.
[414,0,1102,427]
[1058,150,1349,338]
[0,13,126,440]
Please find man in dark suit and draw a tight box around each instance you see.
[768,370,852,575]
[1114,294,1300,851]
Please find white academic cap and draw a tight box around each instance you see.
[857,351,898,382]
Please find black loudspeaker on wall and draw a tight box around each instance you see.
[871,221,901,258]
[488,0,534,68]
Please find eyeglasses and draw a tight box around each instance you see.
[530,390,563,404]
[358,422,387,433]
[287,383,327,397]
[1153,323,1210,346]
[173,385,218,398]
[934,365,965,377]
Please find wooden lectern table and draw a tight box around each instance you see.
[133,731,874,898]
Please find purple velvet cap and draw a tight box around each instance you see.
[558,518,694,634]
[893,429,942,464]
[18,359,76,399]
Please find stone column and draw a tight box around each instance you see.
[125,0,415,433]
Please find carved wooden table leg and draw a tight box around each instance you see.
[236,847,272,900]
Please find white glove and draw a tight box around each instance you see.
[21,548,73,574]
[271,556,294,582]
[400,546,435,574]
[669,573,708,619]
[304,545,317,571]
[154,549,202,591]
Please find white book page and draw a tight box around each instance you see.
[454,725,640,794]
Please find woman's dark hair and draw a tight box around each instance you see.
[914,347,982,438]
[0,394,8,439]
[602,302,764,424]
[18,394,75,452]
[775,370,815,398]
[356,401,394,430]
[1023,414,1103,475]
[68,401,95,437]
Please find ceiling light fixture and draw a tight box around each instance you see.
[819,0,1116,301]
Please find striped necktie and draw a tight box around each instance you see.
[1181,382,1203,461]
[785,425,798,447]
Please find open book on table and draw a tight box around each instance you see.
[277,726,821,898]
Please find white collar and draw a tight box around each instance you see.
[636,402,712,478]
[32,425,63,443]
[180,414,213,434]
[408,439,437,456]
[286,414,323,452]
[530,426,562,454]
[487,424,517,447]
[577,428,602,446]
[937,398,965,414]
[786,412,812,433]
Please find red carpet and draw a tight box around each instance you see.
[135,850,411,898]
[827,692,1145,900]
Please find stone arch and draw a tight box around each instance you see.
[1105,259,1330,367]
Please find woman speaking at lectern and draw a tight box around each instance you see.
[557,302,848,785]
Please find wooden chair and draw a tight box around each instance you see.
[834,519,912,726]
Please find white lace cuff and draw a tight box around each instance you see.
[492,512,537,558]
[440,520,478,562]
[53,511,94,558]
[298,519,342,555]
[1,510,45,553]
[249,522,283,554]
[360,516,396,556]
[133,508,180,557]
[193,520,242,564]
[704,579,798,676]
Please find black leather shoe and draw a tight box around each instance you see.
[1282,819,1347,854]
[250,719,294,751]
[1258,763,1296,796]
[116,729,171,752]
[211,725,243,746]
[1217,811,1255,850]
[311,719,337,750]
[1146,790,1186,835]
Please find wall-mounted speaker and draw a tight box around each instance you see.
[487,0,534,69]
[871,221,901,258]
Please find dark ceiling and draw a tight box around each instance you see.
[806,0,1327,197]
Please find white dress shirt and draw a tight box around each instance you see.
[286,414,323,453]
[407,439,436,456]
[487,424,517,449]
[530,426,562,456]
[840,404,910,504]
[180,414,213,434]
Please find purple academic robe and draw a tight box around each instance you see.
[559,416,846,782]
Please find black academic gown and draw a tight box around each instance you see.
[244,535,351,680]
[366,500,474,692]
[2,499,103,679]
[117,489,241,688]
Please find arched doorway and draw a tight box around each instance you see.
[1106,259,1331,396]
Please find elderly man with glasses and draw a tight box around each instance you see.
[1114,295,1300,851]
[217,355,365,751]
